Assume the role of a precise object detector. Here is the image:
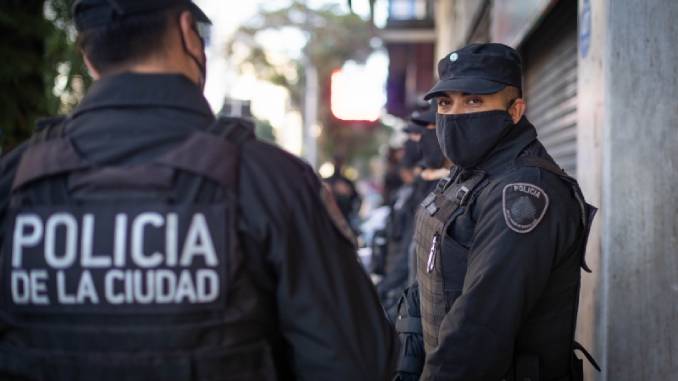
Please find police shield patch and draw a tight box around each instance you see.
[502,183,549,233]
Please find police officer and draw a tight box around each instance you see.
[0,1,398,380]
[375,122,423,319]
[323,155,362,233]
[397,43,598,380]
[409,104,449,216]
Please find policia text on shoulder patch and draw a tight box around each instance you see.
[502,183,549,233]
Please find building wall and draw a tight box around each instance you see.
[433,0,488,60]
[576,0,606,379]
[385,42,435,116]
[602,0,678,378]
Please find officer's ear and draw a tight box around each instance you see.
[82,54,101,80]
[507,97,526,124]
[178,11,204,61]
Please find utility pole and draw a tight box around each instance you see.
[303,61,318,169]
[302,0,318,169]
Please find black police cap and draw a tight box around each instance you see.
[403,123,424,134]
[73,0,211,31]
[424,43,522,100]
[410,104,436,126]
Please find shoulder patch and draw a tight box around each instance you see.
[502,182,549,233]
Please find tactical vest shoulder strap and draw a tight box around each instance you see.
[11,117,85,193]
[156,116,254,188]
[516,156,567,177]
[12,116,254,195]
[155,116,255,203]
[420,170,487,224]
[209,116,256,145]
[32,116,68,142]
[154,132,239,189]
[515,155,583,221]
[453,170,488,207]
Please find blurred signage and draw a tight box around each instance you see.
[389,0,428,21]
[491,0,557,47]
[579,0,592,58]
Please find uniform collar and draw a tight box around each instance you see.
[476,117,538,175]
[72,72,213,118]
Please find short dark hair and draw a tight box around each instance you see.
[76,7,180,74]
[503,85,523,107]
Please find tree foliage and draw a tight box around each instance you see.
[226,1,384,166]
[0,0,89,152]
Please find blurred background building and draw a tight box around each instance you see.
[380,0,436,118]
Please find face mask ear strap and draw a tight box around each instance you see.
[177,16,207,90]
[506,98,518,112]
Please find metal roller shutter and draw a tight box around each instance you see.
[522,0,578,177]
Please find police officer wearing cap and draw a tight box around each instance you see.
[0,1,398,380]
[408,104,451,220]
[396,43,599,380]
[375,121,423,319]
[390,105,450,380]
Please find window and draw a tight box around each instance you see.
[389,0,429,21]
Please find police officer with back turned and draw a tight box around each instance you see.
[0,1,398,380]
[395,43,600,380]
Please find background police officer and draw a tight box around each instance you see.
[398,43,597,380]
[0,1,398,380]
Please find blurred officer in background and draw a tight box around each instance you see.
[409,104,450,214]
[323,154,362,233]
[0,1,398,380]
[375,122,423,319]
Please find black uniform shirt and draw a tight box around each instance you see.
[422,120,584,380]
[0,73,397,380]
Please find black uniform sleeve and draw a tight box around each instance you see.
[394,282,425,381]
[421,168,575,380]
[237,141,398,380]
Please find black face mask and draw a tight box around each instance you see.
[402,139,423,167]
[420,127,446,169]
[436,110,515,169]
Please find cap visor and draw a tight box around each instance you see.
[189,3,211,24]
[424,77,506,100]
[403,124,424,133]
[411,108,436,125]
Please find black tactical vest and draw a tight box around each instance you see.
[414,157,597,380]
[413,166,486,352]
[0,117,280,381]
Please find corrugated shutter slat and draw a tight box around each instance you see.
[522,2,578,177]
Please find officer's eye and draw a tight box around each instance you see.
[467,97,482,105]
[437,98,451,107]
